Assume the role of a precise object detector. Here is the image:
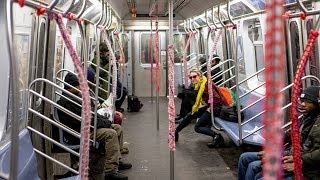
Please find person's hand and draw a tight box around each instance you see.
[257,151,265,159]
[283,162,294,172]
[282,155,293,163]
[207,107,211,112]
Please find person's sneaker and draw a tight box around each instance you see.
[119,161,132,170]
[207,134,224,148]
[105,172,128,180]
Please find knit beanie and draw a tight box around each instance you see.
[64,73,79,89]
[300,86,320,104]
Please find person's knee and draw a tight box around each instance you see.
[194,125,200,133]
[247,161,261,172]
[239,153,248,165]
[100,128,117,141]
[112,124,122,133]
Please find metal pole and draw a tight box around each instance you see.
[150,18,154,103]
[6,1,19,179]
[169,0,174,179]
[156,17,160,131]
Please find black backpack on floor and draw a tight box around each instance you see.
[127,95,143,112]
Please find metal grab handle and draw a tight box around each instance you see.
[286,0,320,19]
[211,7,219,29]
[48,0,59,10]
[96,1,104,26]
[61,0,75,16]
[227,0,235,27]
[76,0,86,19]
[217,4,226,28]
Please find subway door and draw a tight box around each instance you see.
[119,31,133,94]
[133,31,167,97]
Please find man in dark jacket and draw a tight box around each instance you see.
[92,43,127,113]
[57,73,130,180]
[237,86,320,180]
[200,55,222,84]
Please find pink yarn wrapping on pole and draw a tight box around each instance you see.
[289,29,319,180]
[168,44,175,151]
[150,26,154,92]
[182,32,193,88]
[262,0,285,179]
[155,21,160,93]
[51,13,91,179]
[114,33,126,83]
[207,29,221,104]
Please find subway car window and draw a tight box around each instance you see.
[290,21,300,75]
[173,34,185,63]
[122,34,129,63]
[306,20,319,85]
[140,33,157,64]
[248,21,265,82]
[237,36,245,76]
[114,33,129,64]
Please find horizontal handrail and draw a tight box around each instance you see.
[56,69,111,92]
[33,148,79,175]
[231,68,265,89]
[239,75,320,141]
[27,126,80,157]
[89,61,111,75]
[28,108,81,139]
[240,75,320,113]
[239,82,266,99]
[29,90,95,130]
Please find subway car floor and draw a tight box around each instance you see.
[120,97,243,180]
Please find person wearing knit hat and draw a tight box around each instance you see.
[238,85,320,180]
[64,73,80,96]
[58,72,131,180]
[300,86,320,104]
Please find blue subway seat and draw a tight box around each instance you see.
[215,87,265,146]
[0,129,40,180]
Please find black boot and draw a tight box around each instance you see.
[207,134,224,148]
[119,161,132,170]
[175,131,179,142]
[105,171,128,180]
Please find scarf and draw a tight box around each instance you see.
[192,76,207,113]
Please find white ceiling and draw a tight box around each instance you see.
[108,0,226,20]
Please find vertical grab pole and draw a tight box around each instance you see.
[5,1,20,179]
[150,18,154,103]
[91,0,104,147]
[155,17,160,131]
[168,1,175,180]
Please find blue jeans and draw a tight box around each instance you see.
[238,152,262,180]
[194,111,216,138]
[255,172,293,180]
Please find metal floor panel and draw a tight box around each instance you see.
[120,97,238,180]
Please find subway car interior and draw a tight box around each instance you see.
[1,0,320,179]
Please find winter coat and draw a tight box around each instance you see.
[283,111,320,179]
[301,113,320,179]
[57,92,111,144]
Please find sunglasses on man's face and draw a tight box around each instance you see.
[189,75,198,79]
